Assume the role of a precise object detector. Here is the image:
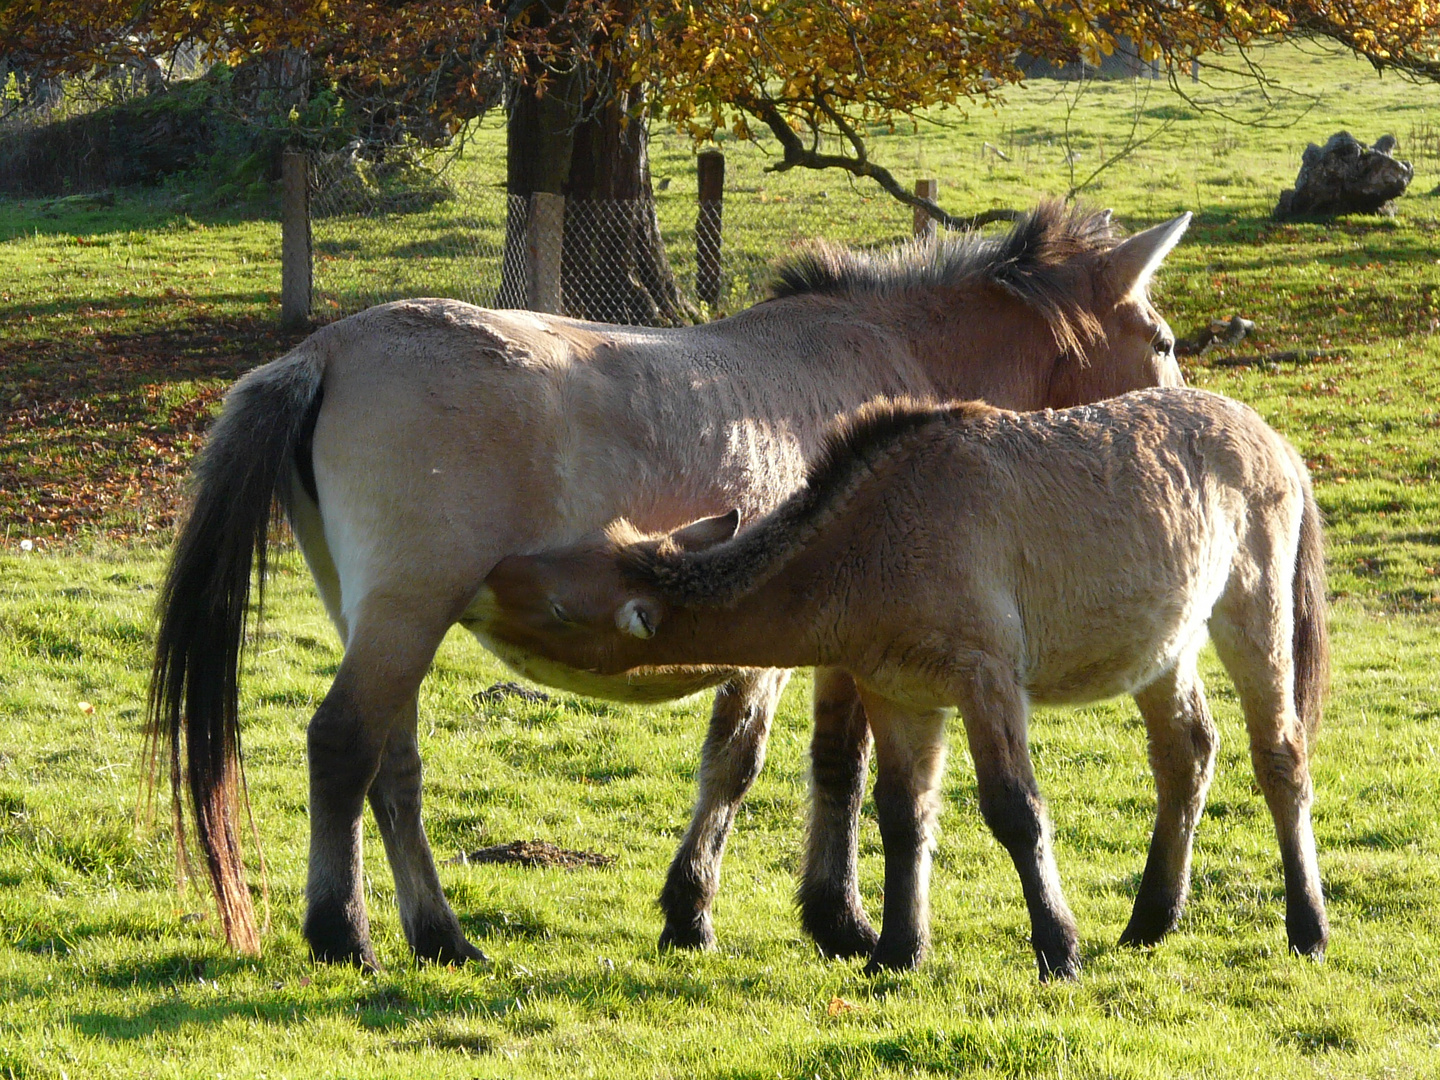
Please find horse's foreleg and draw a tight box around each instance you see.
[958,663,1079,981]
[858,692,946,974]
[368,697,487,964]
[798,668,878,959]
[1210,598,1328,959]
[304,605,450,967]
[1121,657,1217,947]
[659,668,789,950]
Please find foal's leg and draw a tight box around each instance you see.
[1121,655,1218,946]
[957,664,1079,980]
[1210,595,1328,958]
[798,668,878,959]
[857,690,947,974]
[659,668,790,950]
[303,603,452,967]
[368,695,487,964]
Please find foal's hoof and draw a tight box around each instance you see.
[862,937,926,975]
[806,914,880,961]
[1119,890,1184,949]
[799,887,879,960]
[800,904,875,961]
[659,913,715,952]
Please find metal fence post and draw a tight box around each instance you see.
[696,150,726,309]
[281,150,312,328]
[913,178,938,239]
[527,191,564,314]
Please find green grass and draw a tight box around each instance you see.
[3,36,1440,1079]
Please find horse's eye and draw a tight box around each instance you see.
[1153,333,1175,355]
[549,600,572,624]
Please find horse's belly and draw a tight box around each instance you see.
[462,622,734,704]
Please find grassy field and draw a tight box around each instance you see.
[3,38,1440,1079]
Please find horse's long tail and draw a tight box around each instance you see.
[147,344,326,953]
[1292,471,1330,742]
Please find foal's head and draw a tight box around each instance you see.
[480,511,741,673]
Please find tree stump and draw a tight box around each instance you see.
[1274,131,1412,220]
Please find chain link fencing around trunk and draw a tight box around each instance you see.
[307,148,915,326]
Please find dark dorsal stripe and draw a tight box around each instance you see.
[619,398,994,608]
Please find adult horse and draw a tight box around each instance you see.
[150,202,1191,965]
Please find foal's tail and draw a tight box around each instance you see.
[1292,472,1330,742]
[147,343,326,953]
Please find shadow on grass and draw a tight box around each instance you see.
[68,962,724,1041]
[0,309,308,389]
[0,192,279,243]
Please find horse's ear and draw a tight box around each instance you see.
[616,597,662,639]
[669,509,741,552]
[1103,211,1191,298]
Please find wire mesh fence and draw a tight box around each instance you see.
[307,149,916,326]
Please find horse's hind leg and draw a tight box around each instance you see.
[1121,653,1217,946]
[368,695,486,963]
[303,601,455,966]
[1210,586,1328,958]
[659,668,789,950]
[798,667,878,959]
[857,690,946,974]
[957,662,1079,980]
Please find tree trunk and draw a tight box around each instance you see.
[502,76,692,324]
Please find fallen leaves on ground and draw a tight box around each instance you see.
[0,315,309,544]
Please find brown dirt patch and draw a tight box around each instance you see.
[449,840,614,870]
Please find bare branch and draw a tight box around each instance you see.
[743,97,1015,230]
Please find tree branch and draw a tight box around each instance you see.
[744,97,1016,231]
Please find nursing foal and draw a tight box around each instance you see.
[481,388,1330,979]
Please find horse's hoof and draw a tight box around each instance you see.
[409,917,490,966]
[1037,955,1081,982]
[659,914,715,952]
[414,937,490,966]
[1287,910,1329,960]
[309,941,381,971]
[1035,942,1081,981]
[305,906,378,969]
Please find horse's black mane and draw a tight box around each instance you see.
[767,199,1116,357]
[619,398,992,608]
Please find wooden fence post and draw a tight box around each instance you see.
[527,191,564,314]
[281,150,311,328]
[913,178,939,239]
[696,149,726,309]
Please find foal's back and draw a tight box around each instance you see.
[844,389,1307,705]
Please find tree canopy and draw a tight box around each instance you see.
[4,1,1437,216]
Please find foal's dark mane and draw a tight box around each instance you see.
[618,398,995,608]
[767,199,1115,358]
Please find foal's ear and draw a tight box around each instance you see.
[669,509,741,552]
[1103,211,1191,298]
[616,597,663,639]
